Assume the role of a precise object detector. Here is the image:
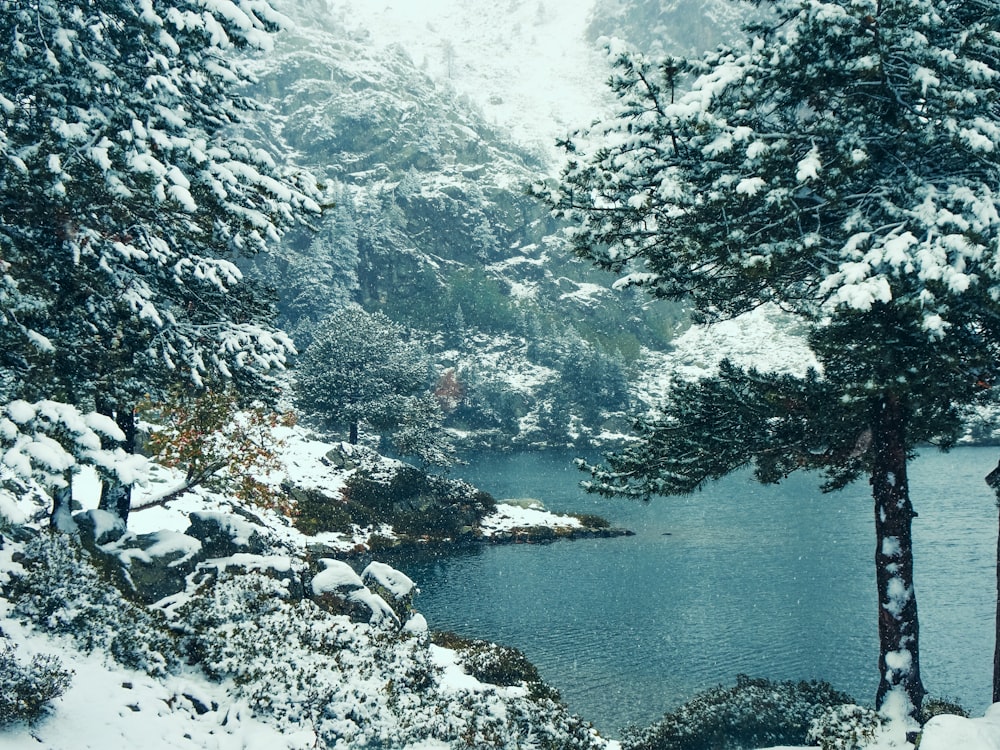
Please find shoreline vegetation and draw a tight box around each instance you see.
[1,430,994,748]
[0,428,633,750]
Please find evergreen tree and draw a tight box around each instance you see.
[542,0,1000,718]
[390,393,456,468]
[0,0,318,522]
[280,192,360,347]
[471,218,500,262]
[294,306,429,445]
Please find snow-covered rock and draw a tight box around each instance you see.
[920,704,1000,750]
[311,558,399,627]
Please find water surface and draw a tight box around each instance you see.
[393,448,998,736]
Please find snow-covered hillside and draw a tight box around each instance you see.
[0,425,624,749]
[633,305,819,411]
[323,0,612,161]
[2,419,995,750]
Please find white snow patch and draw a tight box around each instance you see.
[634,304,817,410]
[884,576,912,616]
[921,703,1000,750]
[479,501,583,537]
[795,145,821,182]
[736,176,766,196]
[363,560,417,599]
[311,557,364,593]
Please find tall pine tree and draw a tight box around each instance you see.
[0,0,319,522]
[294,306,429,446]
[541,0,1000,719]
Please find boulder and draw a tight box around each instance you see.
[362,560,417,621]
[109,530,203,604]
[310,558,398,627]
[323,447,359,471]
[185,511,272,558]
[74,509,127,546]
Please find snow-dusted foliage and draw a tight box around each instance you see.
[1,399,144,490]
[3,529,614,750]
[0,0,319,440]
[806,703,884,750]
[7,535,182,676]
[170,568,609,749]
[620,674,856,750]
[0,638,72,726]
[548,1,1000,334]
[587,0,756,57]
[391,393,458,467]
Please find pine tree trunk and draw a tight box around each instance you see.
[49,472,75,532]
[97,403,136,525]
[988,459,1000,704]
[870,392,924,718]
[995,506,1000,704]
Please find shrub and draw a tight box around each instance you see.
[292,487,354,536]
[6,534,180,676]
[0,641,72,725]
[622,674,856,750]
[460,640,542,687]
[336,467,496,538]
[573,514,611,530]
[920,696,969,722]
[807,704,883,750]
[431,631,562,704]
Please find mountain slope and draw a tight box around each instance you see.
[238,0,686,450]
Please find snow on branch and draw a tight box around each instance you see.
[0,400,147,490]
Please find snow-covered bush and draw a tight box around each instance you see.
[171,566,607,748]
[434,632,544,688]
[291,485,354,535]
[3,527,613,748]
[6,534,180,676]
[0,640,72,725]
[807,703,883,750]
[622,674,856,750]
[921,696,969,722]
[334,466,495,538]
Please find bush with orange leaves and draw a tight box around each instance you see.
[137,390,296,515]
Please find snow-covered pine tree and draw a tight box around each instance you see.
[294,306,429,445]
[0,0,319,521]
[542,0,1000,719]
[278,193,360,347]
[391,393,456,468]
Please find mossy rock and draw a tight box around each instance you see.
[185,512,271,558]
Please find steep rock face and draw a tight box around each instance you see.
[237,0,685,449]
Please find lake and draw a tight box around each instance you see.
[388,447,999,737]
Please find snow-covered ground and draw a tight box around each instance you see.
[0,424,621,749]
[0,579,611,750]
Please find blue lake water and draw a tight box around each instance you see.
[389,447,998,738]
